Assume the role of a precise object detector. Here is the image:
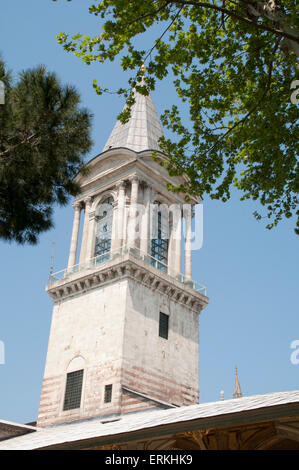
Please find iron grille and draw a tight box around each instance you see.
[159,312,169,340]
[104,384,112,403]
[95,197,113,258]
[151,211,168,272]
[63,369,84,411]
[95,238,111,259]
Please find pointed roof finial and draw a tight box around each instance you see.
[233,365,243,399]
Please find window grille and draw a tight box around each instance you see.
[151,207,168,272]
[159,312,169,340]
[104,384,112,403]
[63,369,84,411]
[95,197,113,261]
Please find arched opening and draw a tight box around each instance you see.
[95,196,114,262]
[150,201,169,273]
[63,356,85,412]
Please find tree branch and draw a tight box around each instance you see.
[0,133,39,159]
[143,6,184,62]
[206,38,281,154]
[166,0,299,45]
[121,0,172,29]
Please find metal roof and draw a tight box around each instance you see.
[1,390,299,449]
[0,420,36,442]
[103,87,164,153]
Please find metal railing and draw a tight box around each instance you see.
[49,244,207,296]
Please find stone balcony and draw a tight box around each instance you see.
[47,245,209,313]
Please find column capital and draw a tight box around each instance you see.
[151,190,159,202]
[84,196,93,210]
[115,180,126,191]
[72,201,82,211]
[142,181,152,191]
[129,174,139,184]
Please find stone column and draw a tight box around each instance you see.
[122,195,129,249]
[140,183,151,255]
[67,202,81,270]
[85,209,97,263]
[111,181,126,253]
[167,213,174,276]
[79,196,92,264]
[184,204,192,280]
[128,175,139,249]
[168,204,181,277]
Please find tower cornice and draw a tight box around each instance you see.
[46,252,208,314]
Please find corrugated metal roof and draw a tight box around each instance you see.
[1,390,299,449]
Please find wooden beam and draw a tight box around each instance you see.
[276,424,299,443]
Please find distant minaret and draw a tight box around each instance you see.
[233,366,242,399]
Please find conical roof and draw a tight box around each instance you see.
[103,84,164,153]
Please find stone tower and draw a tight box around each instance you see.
[37,84,209,427]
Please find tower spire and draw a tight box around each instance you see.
[233,365,243,399]
[103,67,164,153]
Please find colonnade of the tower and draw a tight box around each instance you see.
[67,175,193,280]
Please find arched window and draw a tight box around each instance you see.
[150,201,169,273]
[95,196,114,261]
[63,356,85,411]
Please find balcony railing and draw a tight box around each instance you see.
[49,244,207,297]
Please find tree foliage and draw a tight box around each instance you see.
[56,0,298,232]
[0,61,92,244]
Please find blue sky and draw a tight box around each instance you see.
[0,1,298,424]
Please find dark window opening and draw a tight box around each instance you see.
[159,312,169,340]
[63,369,84,411]
[104,384,113,403]
[151,211,168,272]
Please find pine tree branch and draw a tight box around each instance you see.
[0,133,39,158]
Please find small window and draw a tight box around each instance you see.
[63,369,84,411]
[159,312,169,340]
[104,384,113,403]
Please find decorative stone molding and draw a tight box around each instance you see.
[115,180,126,190]
[91,190,117,212]
[128,174,139,184]
[88,210,96,221]
[47,254,208,313]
